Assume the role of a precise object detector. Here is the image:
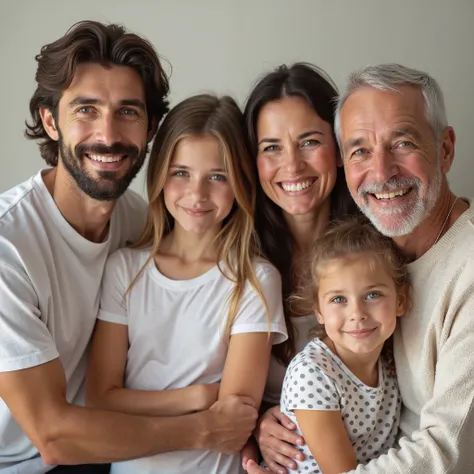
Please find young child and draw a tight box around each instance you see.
[86,94,287,474]
[280,218,409,474]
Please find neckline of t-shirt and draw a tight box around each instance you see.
[34,169,114,249]
[314,338,384,393]
[148,258,222,290]
[408,197,473,272]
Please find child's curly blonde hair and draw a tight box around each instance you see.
[294,216,411,376]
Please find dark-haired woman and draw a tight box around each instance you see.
[243,63,358,473]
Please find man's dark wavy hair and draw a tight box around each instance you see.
[25,20,170,166]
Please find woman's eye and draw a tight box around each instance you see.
[262,145,279,152]
[301,139,320,147]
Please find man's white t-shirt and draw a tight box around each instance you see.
[0,170,147,474]
[97,247,288,474]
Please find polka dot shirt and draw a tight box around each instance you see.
[280,339,400,473]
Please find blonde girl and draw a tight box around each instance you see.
[279,218,408,474]
[87,94,287,474]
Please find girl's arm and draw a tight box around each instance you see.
[218,332,273,408]
[294,409,357,474]
[218,265,287,410]
[86,320,219,416]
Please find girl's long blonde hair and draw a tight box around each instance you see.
[130,94,269,334]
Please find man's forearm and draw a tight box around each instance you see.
[39,403,209,465]
[88,385,210,417]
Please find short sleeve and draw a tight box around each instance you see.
[97,252,128,325]
[230,263,287,344]
[0,263,58,372]
[282,359,340,412]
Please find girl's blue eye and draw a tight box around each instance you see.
[366,292,381,300]
[331,296,346,304]
[174,170,187,177]
[210,174,226,182]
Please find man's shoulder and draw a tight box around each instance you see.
[441,199,474,261]
[0,175,37,224]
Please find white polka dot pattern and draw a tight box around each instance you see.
[280,339,401,472]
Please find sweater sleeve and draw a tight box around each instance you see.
[345,289,474,474]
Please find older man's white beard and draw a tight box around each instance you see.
[354,170,443,237]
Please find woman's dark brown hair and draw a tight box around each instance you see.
[25,20,170,166]
[244,63,359,365]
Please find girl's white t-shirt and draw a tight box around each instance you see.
[98,247,288,474]
[280,339,400,473]
[264,314,316,404]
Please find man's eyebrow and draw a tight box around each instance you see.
[118,99,146,111]
[67,97,146,111]
[343,137,365,154]
[67,97,102,108]
[391,127,421,140]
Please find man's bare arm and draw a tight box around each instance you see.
[0,358,257,466]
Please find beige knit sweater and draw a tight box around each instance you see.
[348,199,474,474]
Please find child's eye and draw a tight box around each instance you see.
[209,174,226,182]
[366,292,382,300]
[173,170,188,177]
[331,296,346,304]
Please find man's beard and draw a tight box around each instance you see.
[354,169,443,237]
[58,131,146,201]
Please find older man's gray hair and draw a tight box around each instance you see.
[334,63,448,151]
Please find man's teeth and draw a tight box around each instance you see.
[281,180,313,192]
[88,155,123,163]
[374,189,409,200]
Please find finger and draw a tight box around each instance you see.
[244,459,273,474]
[260,422,304,447]
[273,411,297,431]
[241,441,258,466]
[262,447,294,473]
[263,438,304,463]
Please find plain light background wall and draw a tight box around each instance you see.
[1,0,473,197]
